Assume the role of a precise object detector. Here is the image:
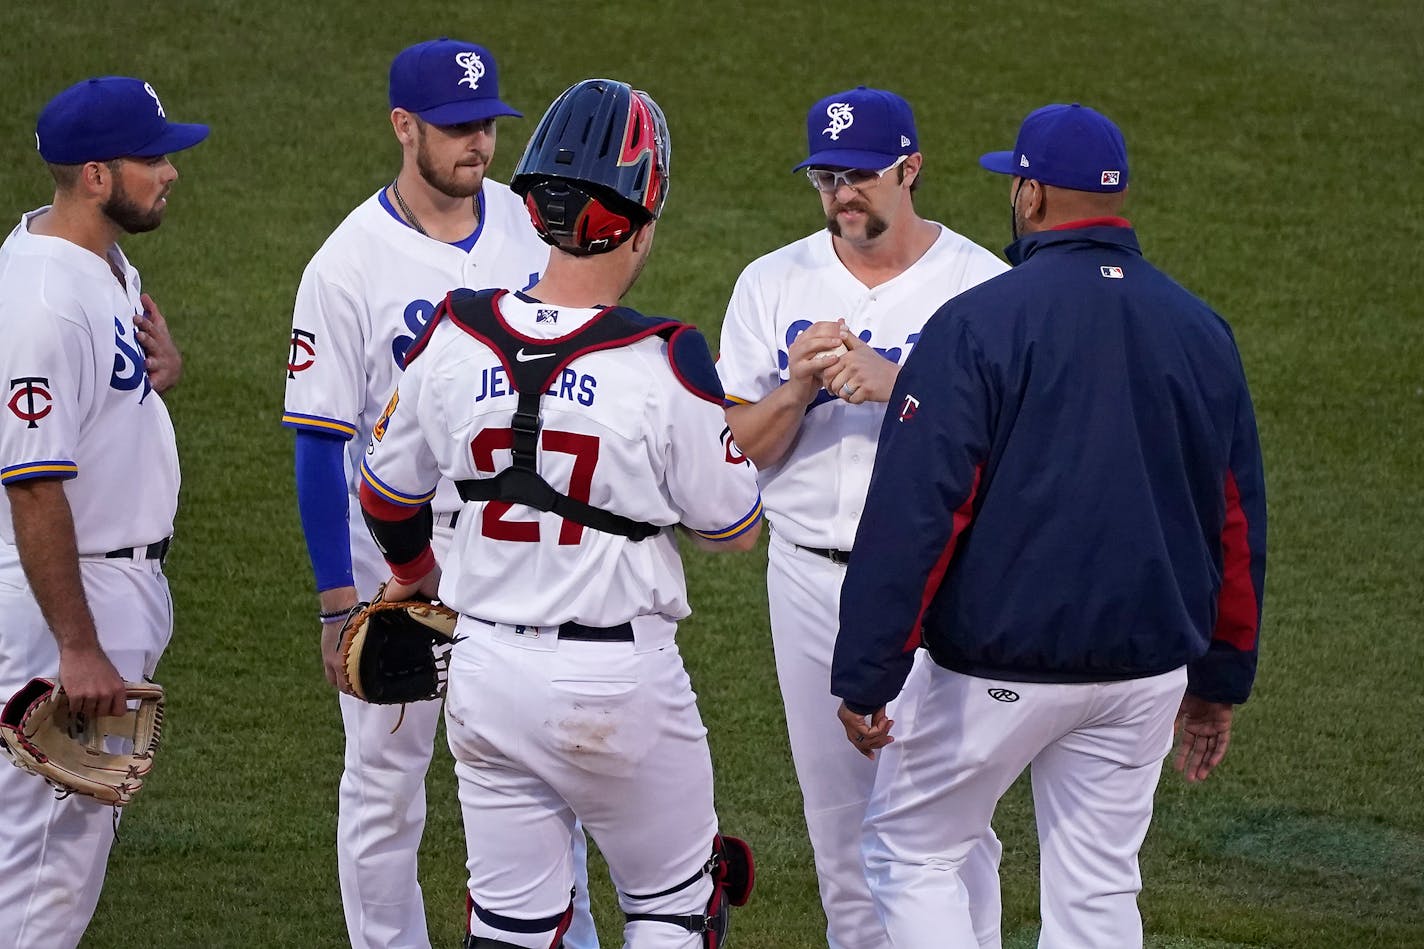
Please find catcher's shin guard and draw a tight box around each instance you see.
[465,891,571,949]
[623,835,755,948]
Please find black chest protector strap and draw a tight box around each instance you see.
[449,290,679,542]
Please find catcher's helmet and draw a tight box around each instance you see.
[511,78,670,256]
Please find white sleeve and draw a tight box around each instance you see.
[715,265,783,407]
[0,309,90,484]
[282,257,367,440]
[358,353,440,509]
[662,381,762,541]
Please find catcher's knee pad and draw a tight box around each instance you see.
[465,891,571,949]
[623,834,755,948]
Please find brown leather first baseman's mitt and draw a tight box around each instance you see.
[0,677,165,807]
[338,585,461,704]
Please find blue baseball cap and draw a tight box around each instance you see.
[389,38,522,125]
[793,86,918,171]
[979,103,1128,192]
[36,77,210,165]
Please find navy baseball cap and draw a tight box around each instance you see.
[793,86,918,171]
[979,102,1128,192]
[389,38,522,125]
[36,77,210,165]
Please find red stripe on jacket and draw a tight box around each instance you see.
[1213,469,1259,651]
[904,464,984,652]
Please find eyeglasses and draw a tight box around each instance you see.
[805,155,908,193]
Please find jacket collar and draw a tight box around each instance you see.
[1005,220,1140,266]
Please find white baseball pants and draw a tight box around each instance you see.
[864,663,1188,949]
[0,549,173,949]
[767,532,1003,949]
[342,524,598,949]
[445,620,718,949]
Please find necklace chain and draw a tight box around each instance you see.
[390,179,478,239]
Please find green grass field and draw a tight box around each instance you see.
[2,1,1422,946]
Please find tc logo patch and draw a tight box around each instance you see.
[288,329,316,377]
[898,394,920,422]
[720,425,749,466]
[1101,170,1120,186]
[456,51,484,90]
[536,308,559,324]
[1100,266,1124,279]
[8,377,52,429]
[988,688,1020,703]
[824,102,854,140]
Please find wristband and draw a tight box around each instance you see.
[319,608,351,625]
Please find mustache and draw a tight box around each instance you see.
[458,152,492,167]
[830,200,870,214]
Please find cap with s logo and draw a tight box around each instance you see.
[389,37,522,125]
[792,86,918,172]
[36,77,210,164]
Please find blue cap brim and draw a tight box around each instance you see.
[416,99,523,126]
[792,147,905,172]
[132,122,211,158]
[978,150,1019,175]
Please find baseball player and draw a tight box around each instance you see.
[360,78,763,949]
[0,76,208,949]
[833,103,1267,948]
[281,39,597,949]
[716,86,1009,948]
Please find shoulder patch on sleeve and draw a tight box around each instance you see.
[665,326,726,405]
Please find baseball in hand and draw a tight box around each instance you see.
[814,343,848,362]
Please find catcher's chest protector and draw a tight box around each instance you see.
[426,288,689,540]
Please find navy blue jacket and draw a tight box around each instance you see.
[831,222,1266,712]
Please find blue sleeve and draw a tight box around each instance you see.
[832,305,994,710]
[295,428,354,592]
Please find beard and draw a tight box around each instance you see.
[825,201,889,241]
[101,177,165,234]
[415,126,489,199]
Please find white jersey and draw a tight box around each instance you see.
[717,223,1007,549]
[0,209,178,553]
[361,292,763,628]
[282,182,550,514]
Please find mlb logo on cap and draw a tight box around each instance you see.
[389,37,523,125]
[36,77,210,165]
[979,102,1129,193]
[793,86,918,172]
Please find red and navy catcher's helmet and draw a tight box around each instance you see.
[511,78,670,256]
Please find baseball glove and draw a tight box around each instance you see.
[338,585,461,705]
[0,677,165,807]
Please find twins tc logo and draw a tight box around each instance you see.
[720,425,749,466]
[456,51,485,90]
[288,329,316,378]
[898,394,920,422]
[8,377,52,429]
[824,102,854,141]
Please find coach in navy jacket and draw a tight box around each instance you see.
[830,104,1266,948]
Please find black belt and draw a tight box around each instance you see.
[104,537,172,562]
[473,616,634,642]
[796,543,852,566]
[434,510,461,529]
